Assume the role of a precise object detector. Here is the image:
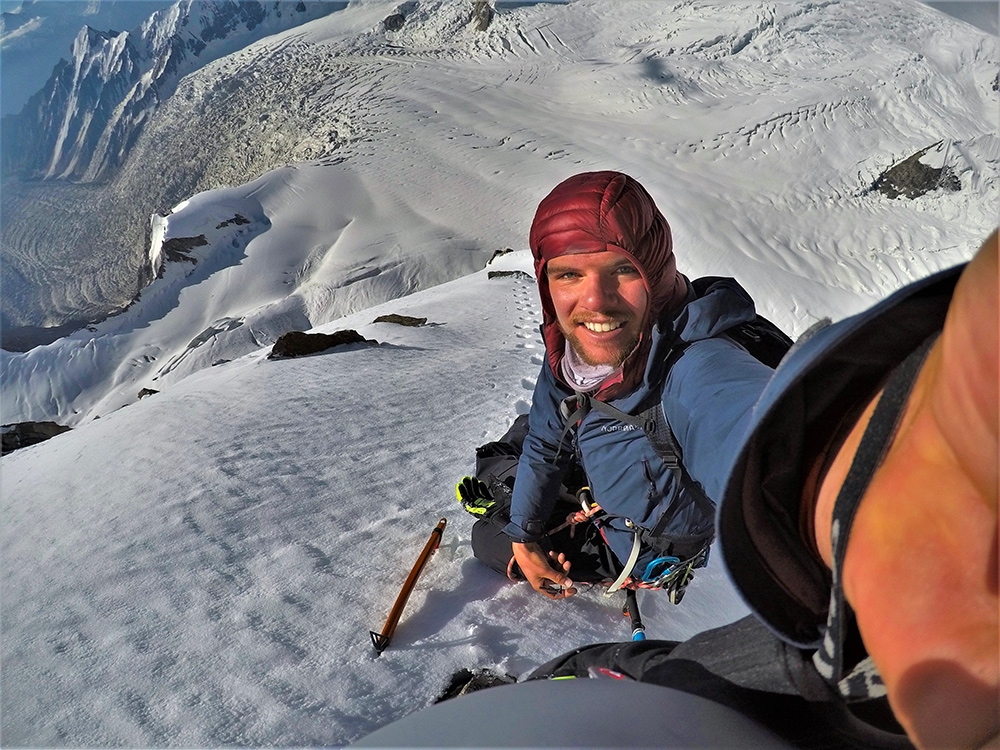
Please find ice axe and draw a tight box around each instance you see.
[370,517,447,654]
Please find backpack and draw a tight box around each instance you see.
[557,277,794,559]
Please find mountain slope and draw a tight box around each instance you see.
[2,0,997,336]
[1,1,997,745]
[0,250,756,746]
[0,0,178,118]
[1,0,344,182]
[2,0,997,425]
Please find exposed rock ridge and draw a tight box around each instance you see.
[1,0,339,183]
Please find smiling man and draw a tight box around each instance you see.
[546,250,647,368]
[462,171,776,602]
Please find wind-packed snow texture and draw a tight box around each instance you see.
[0,0,997,746]
[3,0,997,427]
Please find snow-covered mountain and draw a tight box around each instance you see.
[0,247,762,747]
[1,0,344,182]
[0,0,176,118]
[0,1,997,746]
[2,0,997,426]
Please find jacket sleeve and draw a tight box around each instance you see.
[662,336,774,503]
[503,364,574,543]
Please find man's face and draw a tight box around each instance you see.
[546,249,649,367]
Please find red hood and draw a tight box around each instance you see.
[529,171,688,397]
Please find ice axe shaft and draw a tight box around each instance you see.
[624,588,645,641]
[370,517,447,654]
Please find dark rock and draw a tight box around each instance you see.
[488,270,533,281]
[384,1,418,32]
[372,314,427,327]
[993,70,999,92]
[268,329,376,359]
[487,248,514,265]
[873,141,961,199]
[435,669,516,704]
[215,214,251,229]
[138,388,159,399]
[383,13,405,31]
[160,235,209,265]
[2,421,72,455]
[472,1,494,31]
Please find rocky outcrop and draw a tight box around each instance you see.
[1,0,339,183]
[383,3,418,32]
[372,314,427,326]
[159,235,209,267]
[488,270,532,281]
[873,141,961,200]
[472,1,493,32]
[268,329,376,359]
[487,248,514,265]
[1,421,71,455]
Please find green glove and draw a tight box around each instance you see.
[456,476,495,516]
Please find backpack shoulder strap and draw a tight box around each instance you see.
[560,393,715,524]
[638,400,716,532]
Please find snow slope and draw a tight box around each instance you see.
[0,0,998,746]
[1,250,755,746]
[2,165,486,424]
[2,0,997,426]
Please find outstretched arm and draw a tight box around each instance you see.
[814,231,999,749]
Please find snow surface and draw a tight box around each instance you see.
[1,0,998,746]
[2,249,757,746]
[3,0,997,427]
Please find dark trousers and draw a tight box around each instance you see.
[527,615,913,750]
[468,413,620,583]
[471,501,619,583]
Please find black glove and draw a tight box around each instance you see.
[456,476,495,516]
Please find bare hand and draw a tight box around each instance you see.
[511,541,577,600]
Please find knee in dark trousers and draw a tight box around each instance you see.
[471,513,618,584]
[471,518,517,577]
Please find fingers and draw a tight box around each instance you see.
[538,581,578,599]
[511,542,577,599]
[548,550,572,573]
[540,551,576,598]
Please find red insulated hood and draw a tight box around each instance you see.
[529,171,688,395]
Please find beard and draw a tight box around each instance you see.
[560,319,642,368]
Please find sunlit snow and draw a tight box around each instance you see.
[1,0,997,746]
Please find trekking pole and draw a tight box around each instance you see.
[624,588,646,641]
[370,517,447,655]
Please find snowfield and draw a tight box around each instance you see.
[3,0,997,426]
[2,251,755,746]
[0,0,997,746]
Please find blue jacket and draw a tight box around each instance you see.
[504,278,775,577]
